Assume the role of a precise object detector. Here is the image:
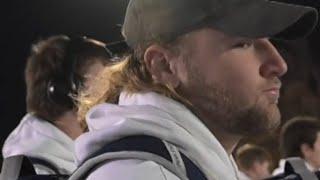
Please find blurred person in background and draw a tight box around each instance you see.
[273,116,320,175]
[236,144,272,180]
[1,35,113,175]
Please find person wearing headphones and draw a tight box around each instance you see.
[1,35,114,175]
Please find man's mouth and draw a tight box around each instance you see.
[263,87,280,104]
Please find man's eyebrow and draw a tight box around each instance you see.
[230,37,254,42]
[216,36,247,47]
[214,32,247,43]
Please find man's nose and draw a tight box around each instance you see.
[258,39,288,78]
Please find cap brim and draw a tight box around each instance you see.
[211,1,318,40]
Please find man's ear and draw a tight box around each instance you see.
[144,44,180,88]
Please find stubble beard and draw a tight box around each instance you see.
[183,65,281,137]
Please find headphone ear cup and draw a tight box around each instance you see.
[47,80,56,101]
[46,37,87,109]
[46,79,74,108]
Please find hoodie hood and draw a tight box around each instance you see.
[75,91,239,179]
[2,113,76,174]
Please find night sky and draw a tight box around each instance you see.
[1,0,320,162]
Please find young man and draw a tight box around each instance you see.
[75,0,318,179]
[2,35,113,174]
[273,116,320,175]
[236,144,272,180]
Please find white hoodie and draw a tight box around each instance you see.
[74,91,240,180]
[2,113,76,174]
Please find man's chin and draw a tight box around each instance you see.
[248,107,281,136]
[229,106,281,137]
[266,106,281,131]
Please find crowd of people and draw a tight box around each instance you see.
[235,117,320,179]
[1,0,320,180]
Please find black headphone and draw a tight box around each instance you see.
[46,36,114,108]
[105,40,130,58]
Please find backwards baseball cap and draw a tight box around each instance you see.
[122,0,318,48]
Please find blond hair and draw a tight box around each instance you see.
[78,39,191,130]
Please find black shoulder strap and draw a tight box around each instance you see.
[180,153,207,180]
[81,135,207,180]
[84,135,172,163]
[28,157,60,175]
[18,175,69,180]
[0,155,69,180]
[20,157,37,176]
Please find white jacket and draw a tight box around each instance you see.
[2,113,76,174]
[74,91,240,180]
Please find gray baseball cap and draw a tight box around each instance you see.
[122,0,318,48]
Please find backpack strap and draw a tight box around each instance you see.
[28,157,61,175]
[180,153,207,180]
[0,155,69,180]
[85,135,173,163]
[1,155,23,180]
[0,155,36,180]
[70,135,207,180]
[18,175,69,180]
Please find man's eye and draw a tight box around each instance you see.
[233,41,253,49]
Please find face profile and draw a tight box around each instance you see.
[173,28,286,137]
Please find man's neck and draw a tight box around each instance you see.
[209,125,241,155]
[189,106,241,155]
[54,111,83,140]
[175,94,242,155]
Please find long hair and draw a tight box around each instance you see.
[78,39,191,129]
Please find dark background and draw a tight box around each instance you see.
[0,0,129,152]
[1,0,320,167]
